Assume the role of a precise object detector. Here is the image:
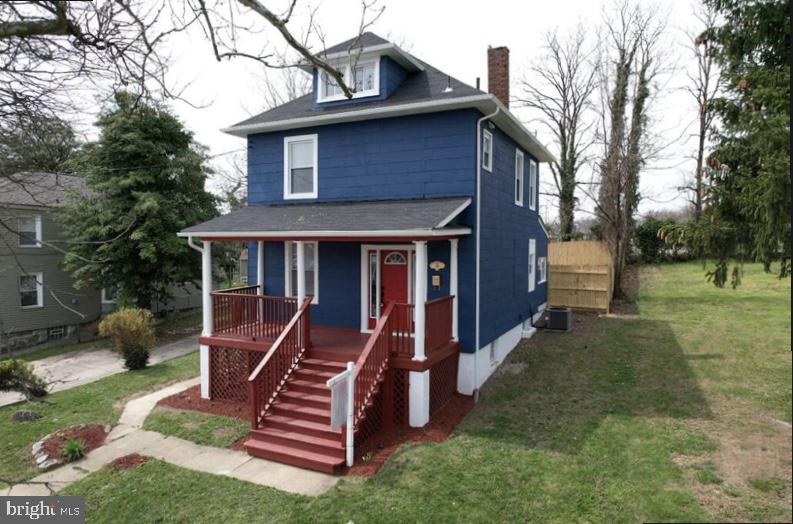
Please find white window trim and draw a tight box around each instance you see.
[317,58,381,103]
[101,288,117,304]
[538,256,547,284]
[528,239,536,293]
[529,159,538,211]
[20,272,44,309]
[283,134,319,200]
[515,149,525,207]
[284,241,319,304]
[359,244,416,333]
[18,215,42,248]
[482,129,493,172]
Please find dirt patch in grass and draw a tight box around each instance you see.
[40,423,108,461]
[107,453,149,471]
[348,393,475,477]
[157,385,248,420]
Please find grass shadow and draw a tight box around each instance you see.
[460,314,713,455]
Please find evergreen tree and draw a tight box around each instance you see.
[61,93,218,309]
[666,0,790,287]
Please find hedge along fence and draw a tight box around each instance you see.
[548,241,614,313]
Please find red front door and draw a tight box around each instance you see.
[368,250,409,329]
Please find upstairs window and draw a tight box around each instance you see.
[529,159,538,211]
[20,273,43,308]
[284,134,318,199]
[515,149,525,207]
[482,130,493,172]
[317,59,380,103]
[18,215,42,247]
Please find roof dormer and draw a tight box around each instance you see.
[301,33,424,108]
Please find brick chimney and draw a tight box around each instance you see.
[487,46,510,108]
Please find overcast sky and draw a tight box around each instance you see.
[74,0,707,224]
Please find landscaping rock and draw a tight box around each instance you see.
[31,423,109,471]
[13,410,42,422]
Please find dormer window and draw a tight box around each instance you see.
[317,58,380,103]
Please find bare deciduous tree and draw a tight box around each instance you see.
[517,25,597,241]
[593,2,665,297]
[681,4,722,217]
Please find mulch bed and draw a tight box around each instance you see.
[107,453,149,470]
[347,393,476,477]
[157,385,249,420]
[41,423,108,461]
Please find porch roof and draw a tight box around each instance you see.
[178,197,472,240]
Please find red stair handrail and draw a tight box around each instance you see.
[247,296,313,429]
[351,301,395,425]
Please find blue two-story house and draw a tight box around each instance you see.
[180,33,552,473]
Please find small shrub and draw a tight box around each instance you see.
[0,359,48,399]
[99,308,156,370]
[62,438,86,462]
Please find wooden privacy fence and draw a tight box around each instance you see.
[548,241,614,313]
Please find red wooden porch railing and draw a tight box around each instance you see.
[212,289,298,339]
[247,296,313,429]
[425,295,454,354]
[390,303,415,357]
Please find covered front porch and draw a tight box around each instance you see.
[179,197,471,471]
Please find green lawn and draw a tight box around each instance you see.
[143,407,249,448]
[57,263,791,522]
[0,353,199,485]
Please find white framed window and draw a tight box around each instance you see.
[284,241,319,304]
[317,59,380,103]
[102,286,118,304]
[284,134,318,199]
[515,149,525,207]
[529,159,538,211]
[482,129,493,172]
[18,215,42,248]
[20,272,43,308]
[538,256,547,284]
[528,239,536,293]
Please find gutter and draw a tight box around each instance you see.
[474,105,500,397]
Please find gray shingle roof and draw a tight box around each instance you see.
[179,197,471,237]
[0,172,88,207]
[229,35,482,130]
[322,32,390,55]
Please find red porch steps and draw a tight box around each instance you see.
[244,356,349,474]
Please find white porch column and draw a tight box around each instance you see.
[200,240,213,399]
[296,240,306,304]
[256,241,265,293]
[413,240,428,361]
[449,238,459,341]
[409,240,430,427]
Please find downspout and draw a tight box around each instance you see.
[474,103,500,398]
[187,236,203,254]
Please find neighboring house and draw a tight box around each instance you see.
[0,172,201,355]
[180,33,552,473]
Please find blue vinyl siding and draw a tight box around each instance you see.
[477,123,548,349]
[247,109,478,205]
[311,56,408,109]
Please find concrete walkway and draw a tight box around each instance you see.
[0,335,199,407]
[3,378,339,497]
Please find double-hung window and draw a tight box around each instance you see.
[20,273,43,308]
[482,130,493,172]
[284,135,318,199]
[515,149,525,206]
[528,239,536,293]
[18,215,42,247]
[317,59,379,102]
[529,159,538,211]
[538,256,547,284]
[285,241,319,304]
